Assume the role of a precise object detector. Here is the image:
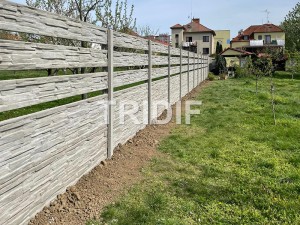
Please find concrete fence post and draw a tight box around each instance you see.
[107,29,114,159]
[202,55,204,81]
[197,55,200,85]
[179,47,182,98]
[204,56,206,81]
[200,55,204,82]
[187,51,190,92]
[148,40,152,124]
[168,45,171,104]
[193,53,195,88]
[206,56,209,79]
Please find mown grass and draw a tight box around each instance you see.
[88,71,300,225]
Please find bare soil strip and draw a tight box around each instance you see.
[29,81,209,225]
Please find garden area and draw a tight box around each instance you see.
[89,71,300,224]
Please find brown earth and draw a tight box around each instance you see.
[29,81,209,225]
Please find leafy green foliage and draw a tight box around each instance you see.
[208,72,216,81]
[93,72,300,225]
[215,55,227,75]
[281,2,300,52]
[26,0,137,33]
[214,42,226,75]
[216,42,223,55]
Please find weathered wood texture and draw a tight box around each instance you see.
[0,94,108,225]
[0,40,107,70]
[0,72,108,112]
[0,1,107,44]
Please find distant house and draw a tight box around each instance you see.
[231,24,285,53]
[220,48,254,67]
[144,34,170,46]
[219,24,286,68]
[170,18,216,55]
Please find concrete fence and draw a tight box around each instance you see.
[0,1,209,224]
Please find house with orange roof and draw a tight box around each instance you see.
[170,18,216,55]
[231,24,285,52]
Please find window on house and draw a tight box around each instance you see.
[175,43,179,48]
[258,35,262,40]
[203,36,209,42]
[186,37,193,42]
[203,48,209,54]
[244,35,249,40]
[175,34,179,44]
[265,35,271,44]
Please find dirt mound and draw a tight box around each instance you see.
[29,82,208,225]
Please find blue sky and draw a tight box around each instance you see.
[12,0,299,39]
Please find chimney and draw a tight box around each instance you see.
[192,18,200,24]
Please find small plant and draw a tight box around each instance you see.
[208,72,215,81]
[286,51,300,80]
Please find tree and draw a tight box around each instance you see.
[138,25,159,37]
[214,42,226,75]
[281,2,300,52]
[96,0,136,34]
[215,41,223,55]
[26,0,101,22]
[26,0,137,76]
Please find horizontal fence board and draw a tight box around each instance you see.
[114,65,189,87]
[0,64,196,113]
[114,52,198,67]
[0,94,108,225]
[113,31,148,51]
[0,72,108,112]
[151,42,169,55]
[170,48,181,56]
[0,40,107,70]
[113,31,193,56]
[0,1,107,44]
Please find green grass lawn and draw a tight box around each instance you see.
[89,72,300,225]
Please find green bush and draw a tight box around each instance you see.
[208,72,216,81]
[234,65,249,78]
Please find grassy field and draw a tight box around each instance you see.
[89,72,300,224]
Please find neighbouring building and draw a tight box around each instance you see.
[144,34,171,46]
[170,18,216,55]
[230,24,285,53]
[214,30,231,51]
[220,23,286,68]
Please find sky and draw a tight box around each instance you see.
[12,0,299,39]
